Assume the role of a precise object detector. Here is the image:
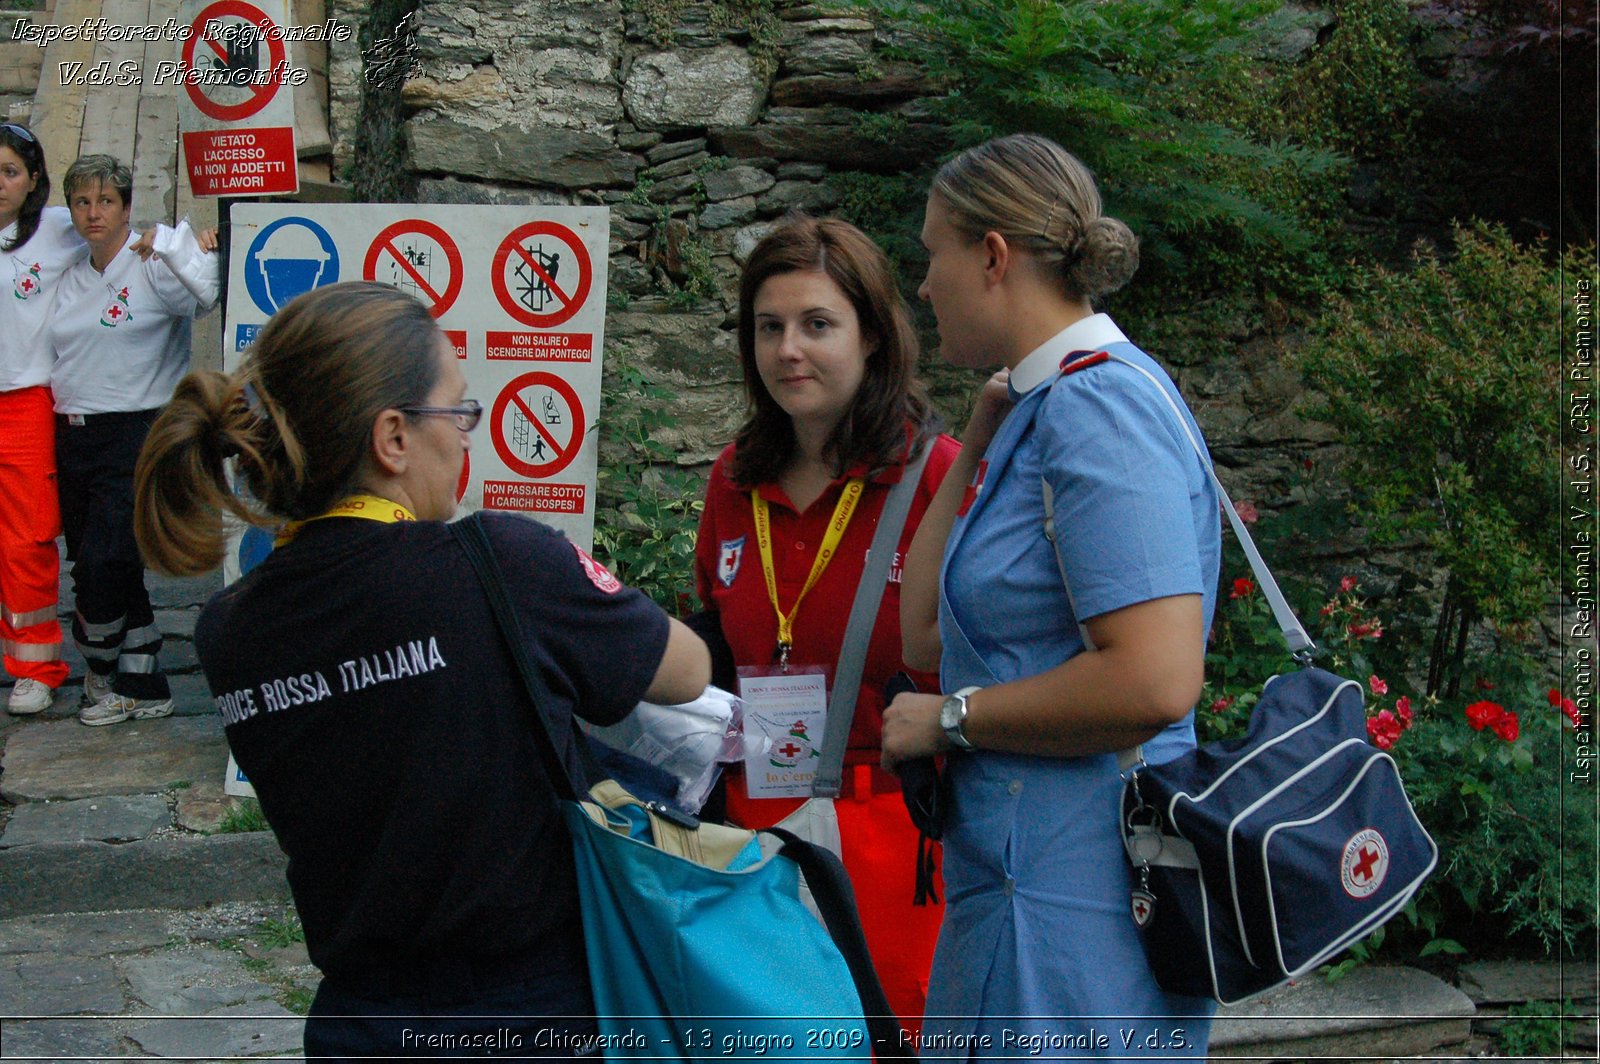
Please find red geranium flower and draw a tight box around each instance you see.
[1549,688,1582,728]
[1235,500,1260,524]
[1209,696,1235,714]
[1465,700,1506,731]
[1348,620,1383,639]
[1368,674,1389,696]
[1366,710,1401,750]
[1547,688,1562,706]
[1491,710,1520,743]
[1475,677,1496,691]
[1340,575,1358,592]
[1395,695,1413,729]
[1231,578,1255,599]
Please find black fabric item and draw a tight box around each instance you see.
[196,512,669,980]
[682,607,737,692]
[57,408,169,699]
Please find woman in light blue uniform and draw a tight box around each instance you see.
[883,134,1221,1058]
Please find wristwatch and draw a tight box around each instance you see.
[940,686,982,750]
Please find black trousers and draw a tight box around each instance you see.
[55,409,169,701]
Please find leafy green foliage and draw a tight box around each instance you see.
[592,354,704,611]
[1296,223,1572,691]
[350,0,421,202]
[1269,0,1421,162]
[859,0,1347,290]
[1498,999,1580,1057]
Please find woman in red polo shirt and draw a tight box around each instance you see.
[692,215,959,1028]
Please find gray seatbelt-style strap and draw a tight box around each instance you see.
[811,441,933,799]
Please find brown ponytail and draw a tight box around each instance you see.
[135,281,441,575]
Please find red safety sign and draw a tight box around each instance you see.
[490,221,592,329]
[489,372,586,479]
[181,0,289,122]
[363,220,464,318]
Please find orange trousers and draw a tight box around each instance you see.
[0,387,67,687]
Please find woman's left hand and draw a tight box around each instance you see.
[881,691,948,771]
[196,226,219,252]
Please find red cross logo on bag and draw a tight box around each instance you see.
[1340,828,1390,899]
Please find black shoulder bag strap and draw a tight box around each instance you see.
[450,514,917,1061]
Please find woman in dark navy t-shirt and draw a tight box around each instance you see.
[133,282,710,1060]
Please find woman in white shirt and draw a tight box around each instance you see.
[0,122,82,717]
[49,154,219,726]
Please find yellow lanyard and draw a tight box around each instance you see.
[274,494,417,547]
[751,477,864,666]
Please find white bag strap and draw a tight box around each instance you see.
[1038,352,1316,774]
[1040,353,1316,660]
[812,439,934,798]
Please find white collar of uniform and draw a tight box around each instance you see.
[1009,313,1130,395]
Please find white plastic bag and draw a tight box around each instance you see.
[585,685,753,812]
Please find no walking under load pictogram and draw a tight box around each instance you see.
[490,372,586,479]
[363,220,464,318]
[491,221,592,329]
[182,0,289,121]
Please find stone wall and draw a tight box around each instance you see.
[329,0,1339,514]
[323,0,960,472]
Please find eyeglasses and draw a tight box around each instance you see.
[401,399,482,432]
[0,123,36,143]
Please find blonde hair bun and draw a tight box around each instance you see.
[1069,216,1139,299]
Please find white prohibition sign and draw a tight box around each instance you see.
[489,372,586,479]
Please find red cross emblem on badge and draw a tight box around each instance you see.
[107,305,123,320]
[1352,845,1380,882]
[19,278,34,294]
[1130,888,1156,927]
[777,742,803,759]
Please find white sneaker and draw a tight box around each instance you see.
[82,671,113,707]
[6,678,53,715]
[80,692,174,727]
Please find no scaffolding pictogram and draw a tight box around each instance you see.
[490,221,592,329]
[363,220,464,318]
[490,372,586,479]
[181,0,289,122]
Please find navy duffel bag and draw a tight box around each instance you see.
[1120,667,1437,1005]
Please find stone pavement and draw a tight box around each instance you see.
[2,563,1597,1061]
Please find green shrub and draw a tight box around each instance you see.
[350,0,421,202]
[1270,0,1421,162]
[860,0,1347,294]
[592,353,704,611]
[1296,222,1572,695]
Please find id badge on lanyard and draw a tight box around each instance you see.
[737,664,827,799]
[737,478,864,800]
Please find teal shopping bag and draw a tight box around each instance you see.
[562,784,895,1062]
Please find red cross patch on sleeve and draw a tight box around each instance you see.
[572,543,623,594]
